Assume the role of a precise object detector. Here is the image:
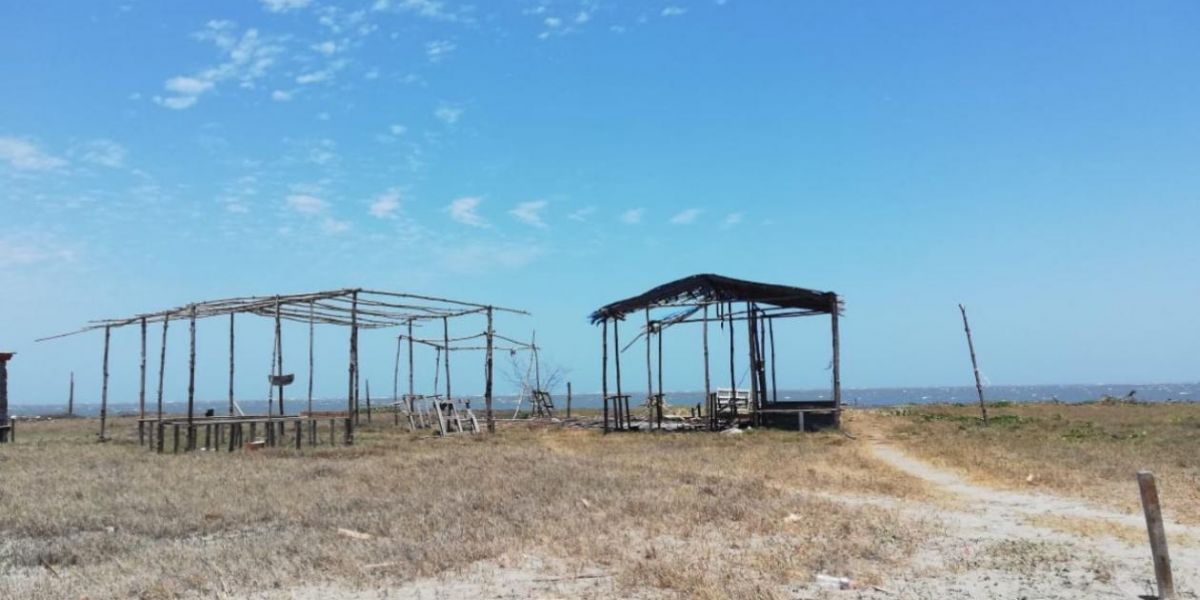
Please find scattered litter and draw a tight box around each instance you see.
[362,562,397,570]
[783,513,802,523]
[721,428,744,436]
[104,526,115,534]
[815,573,853,590]
[579,498,592,509]
[1025,473,1036,484]
[337,528,373,540]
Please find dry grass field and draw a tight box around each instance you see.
[860,400,1200,523]
[0,415,932,599]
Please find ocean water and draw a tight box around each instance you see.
[10,382,1198,417]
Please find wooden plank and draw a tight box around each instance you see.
[1138,471,1176,599]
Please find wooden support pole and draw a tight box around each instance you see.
[657,319,663,430]
[831,295,842,426]
[68,371,75,417]
[601,319,609,433]
[747,302,758,427]
[100,325,111,441]
[365,379,372,424]
[645,308,653,423]
[613,317,623,429]
[392,334,401,420]
[348,291,358,418]
[229,313,236,415]
[728,302,736,425]
[407,319,414,398]
[139,317,147,420]
[1138,471,1176,599]
[958,304,987,426]
[703,304,711,430]
[485,307,495,433]
[307,301,314,416]
[443,316,451,403]
[566,381,572,419]
[187,305,197,450]
[532,330,541,392]
[274,296,284,416]
[768,317,778,403]
[157,318,168,422]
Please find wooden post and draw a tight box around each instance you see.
[657,318,664,430]
[139,317,147,420]
[645,308,653,424]
[100,325,110,441]
[392,334,401,422]
[442,316,451,403]
[613,317,623,429]
[768,317,777,403]
[601,319,609,433]
[1138,471,1176,599]
[703,304,711,430]
[307,301,314,416]
[728,302,736,425]
[157,318,168,421]
[747,302,758,427]
[0,356,8,439]
[407,319,414,398]
[365,379,372,424]
[274,296,284,416]
[348,291,358,419]
[566,381,573,419]
[958,304,987,426]
[485,307,495,433]
[68,371,75,416]
[532,330,541,392]
[187,305,197,450]
[229,313,236,415]
[831,295,842,426]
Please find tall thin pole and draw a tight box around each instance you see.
[393,335,401,410]
[958,303,987,425]
[831,295,842,426]
[703,304,711,430]
[1138,471,1176,599]
[657,317,664,430]
[601,319,609,433]
[728,302,736,424]
[348,291,358,417]
[100,325,111,441]
[274,296,284,415]
[228,313,236,415]
[68,371,75,416]
[613,317,623,428]
[645,308,653,415]
[485,307,495,433]
[532,330,541,391]
[187,305,196,449]
[307,301,314,415]
[747,302,758,426]
[139,317,147,419]
[768,317,778,403]
[442,316,451,402]
[407,319,414,398]
[156,318,168,420]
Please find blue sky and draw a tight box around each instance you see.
[2,0,1199,406]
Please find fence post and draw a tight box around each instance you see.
[1138,471,1175,599]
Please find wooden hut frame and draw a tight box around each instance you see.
[38,288,528,449]
[590,274,842,432]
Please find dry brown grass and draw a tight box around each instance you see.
[858,401,1200,523]
[0,415,931,599]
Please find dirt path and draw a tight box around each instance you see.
[852,442,1200,599]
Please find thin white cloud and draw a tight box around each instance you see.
[78,139,127,168]
[373,0,463,22]
[0,233,77,267]
[312,40,337,55]
[662,6,687,17]
[389,124,407,136]
[721,212,744,229]
[369,190,401,218]
[434,104,463,124]
[568,206,596,221]
[437,241,544,274]
[287,194,327,214]
[621,207,645,224]
[297,70,332,84]
[261,0,311,12]
[670,208,702,224]
[321,217,351,234]
[271,89,293,101]
[425,40,456,63]
[155,22,283,109]
[509,200,548,228]
[447,196,487,227]
[0,137,67,171]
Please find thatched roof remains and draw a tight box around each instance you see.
[589,273,838,323]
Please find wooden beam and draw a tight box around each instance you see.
[703,304,711,431]
[100,325,111,441]
[443,317,451,402]
[485,307,495,433]
[229,313,236,415]
[958,303,986,426]
[601,319,609,433]
[1138,470,1176,599]
[307,301,314,415]
[139,317,147,419]
[156,318,168,421]
[832,295,842,426]
[187,305,197,450]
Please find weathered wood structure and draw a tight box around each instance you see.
[590,274,842,432]
[0,352,14,443]
[39,288,528,450]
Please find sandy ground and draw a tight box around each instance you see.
[243,440,1200,599]
[839,442,1200,599]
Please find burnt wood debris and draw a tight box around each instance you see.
[37,288,530,452]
